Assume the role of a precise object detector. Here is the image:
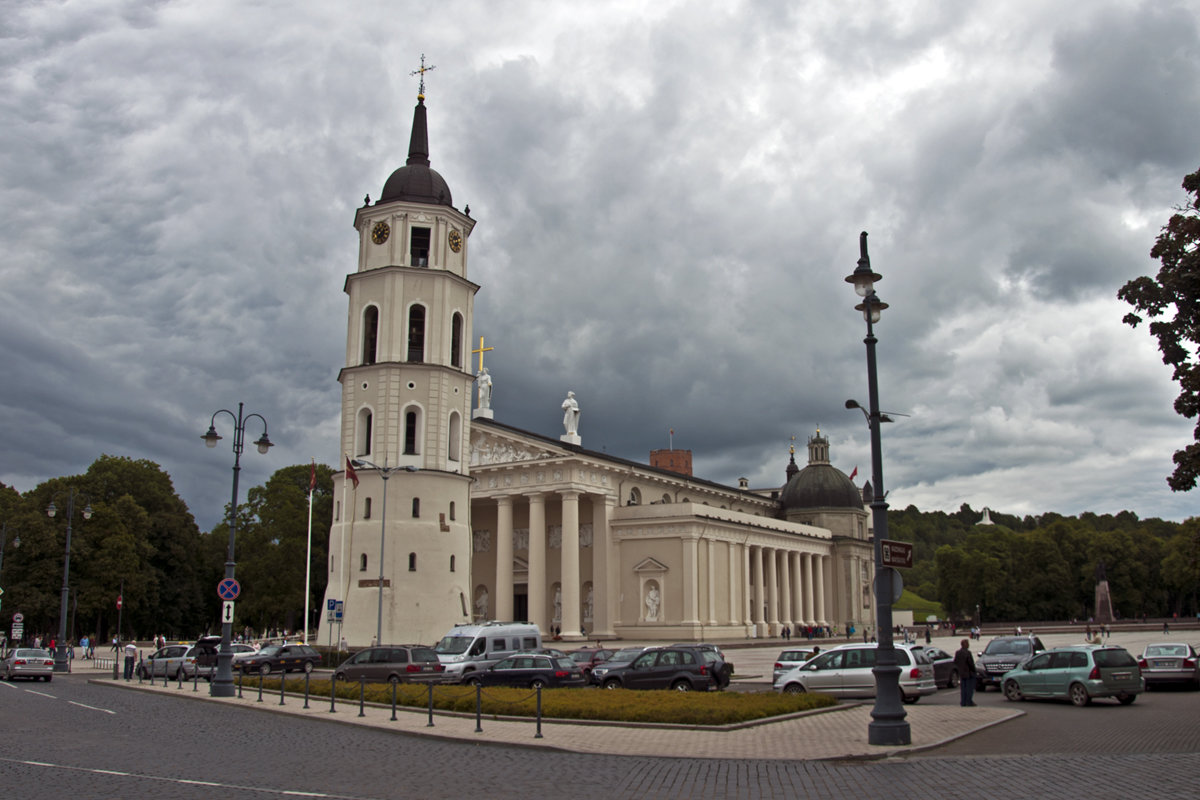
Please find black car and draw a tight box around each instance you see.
[673,643,733,689]
[597,646,718,691]
[976,635,1046,691]
[236,643,321,675]
[478,654,586,689]
[915,644,959,688]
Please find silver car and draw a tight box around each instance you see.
[2,648,55,681]
[137,644,196,680]
[1138,643,1200,689]
[773,648,819,683]
[774,642,937,703]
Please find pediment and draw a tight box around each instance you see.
[633,556,669,573]
[470,429,556,466]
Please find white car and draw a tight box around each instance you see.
[774,642,937,703]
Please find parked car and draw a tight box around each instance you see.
[773,648,819,684]
[672,643,733,689]
[914,644,959,688]
[569,647,615,678]
[334,645,445,684]
[138,644,196,680]
[589,647,650,685]
[190,635,223,673]
[1137,643,1200,689]
[478,654,586,689]
[236,644,321,675]
[1001,645,1142,706]
[2,648,54,681]
[596,646,718,691]
[773,642,937,703]
[976,635,1046,691]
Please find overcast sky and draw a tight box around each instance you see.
[3,1,1198,531]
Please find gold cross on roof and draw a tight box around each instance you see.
[411,53,436,100]
[473,335,494,372]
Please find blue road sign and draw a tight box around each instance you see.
[217,579,241,601]
[327,598,336,611]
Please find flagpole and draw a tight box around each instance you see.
[304,459,314,644]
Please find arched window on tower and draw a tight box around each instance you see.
[410,227,430,266]
[408,552,417,572]
[412,497,420,518]
[357,408,373,456]
[407,304,426,362]
[404,408,421,455]
[450,554,456,572]
[360,553,368,572]
[364,497,372,519]
[448,411,462,462]
[362,306,379,365]
[449,501,456,521]
[451,312,464,368]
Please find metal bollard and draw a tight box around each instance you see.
[193,665,199,692]
[237,670,243,699]
[304,672,310,709]
[177,668,183,689]
[329,673,337,713]
[535,685,543,739]
[358,679,366,717]
[427,682,435,727]
[279,675,286,706]
[391,682,397,721]
[475,682,482,733]
[112,659,118,681]
[257,672,264,702]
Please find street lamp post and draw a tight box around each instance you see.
[0,521,19,581]
[203,402,273,698]
[46,487,92,673]
[845,230,911,746]
[349,458,413,646]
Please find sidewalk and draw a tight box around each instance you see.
[92,675,1021,761]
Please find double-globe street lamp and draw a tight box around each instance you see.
[203,402,273,698]
[348,458,417,647]
[46,488,92,672]
[845,230,911,746]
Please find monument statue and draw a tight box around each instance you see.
[562,391,580,435]
[475,367,493,409]
[645,584,660,621]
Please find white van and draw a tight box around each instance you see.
[434,621,542,684]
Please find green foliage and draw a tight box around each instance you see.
[1119,166,1200,492]
[894,589,943,622]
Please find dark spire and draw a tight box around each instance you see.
[406,97,430,167]
[786,438,799,481]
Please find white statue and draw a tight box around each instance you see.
[476,367,492,410]
[561,391,580,435]
[583,586,594,621]
[474,587,489,618]
[553,586,562,622]
[645,584,660,621]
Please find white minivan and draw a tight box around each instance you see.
[434,621,542,684]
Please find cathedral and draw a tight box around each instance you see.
[317,88,874,647]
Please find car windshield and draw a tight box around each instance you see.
[256,646,283,656]
[984,640,1031,655]
[435,636,472,655]
[1145,645,1188,657]
[15,649,48,657]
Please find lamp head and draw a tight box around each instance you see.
[82,504,93,520]
[46,501,57,518]
[202,426,222,448]
[845,231,883,297]
[254,433,274,455]
[11,535,17,549]
[845,399,862,410]
[855,291,887,323]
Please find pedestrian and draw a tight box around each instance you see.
[1163,620,1170,634]
[953,639,977,706]
[925,627,932,644]
[80,635,89,659]
[338,636,348,652]
[123,641,137,680]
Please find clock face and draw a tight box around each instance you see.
[448,229,462,253]
[371,221,390,245]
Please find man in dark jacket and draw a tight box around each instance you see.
[953,639,977,706]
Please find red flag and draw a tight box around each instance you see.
[345,456,359,489]
[849,466,858,481]
[309,459,317,492]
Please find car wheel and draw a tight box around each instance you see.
[388,674,402,685]
[463,674,480,686]
[975,678,986,692]
[259,664,272,676]
[335,672,348,682]
[603,678,621,690]
[900,690,918,704]
[530,678,547,690]
[1003,679,1024,702]
[782,683,806,695]
[303,661,314,674]
[45,675,53,682]
[1069,682,1091,707]
[671,680,692,692]
[1117,693,1136,705]
[948,669,960,689]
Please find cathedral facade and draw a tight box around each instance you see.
[317,92,874,647]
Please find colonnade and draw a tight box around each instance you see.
[744,544,831,637]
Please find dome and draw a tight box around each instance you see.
[378,96,453,207]
[780,464,864,511]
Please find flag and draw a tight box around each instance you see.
[309,459,317,492]
[345,456,359,489]
[849,466,858,481]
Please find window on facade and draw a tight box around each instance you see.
[404,409,420,455]
[450,555,456,572]
[661,494,671,504]
[410,227,431,266]
[360,553,368,571]
[407,305,426,362]
[449,501,456,521]
[628,487,641,506]
[412,497,420,518]
[362,306,378,365]
[451,312,463,368]
[335,500,340,521]
[357,409,373,456]
[448,411,461,461]
[364,497,372,519]
[408,552,417,571]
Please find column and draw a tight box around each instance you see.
[706,538,718,626]
[559,490,582,639]
[526,493,546,634]
[802,552,815,626]
[591,495,615,637]
[750,545,765,635]
[495,496,514,621]
[790,552,803,631]
[766,547,779,634]
[727,540,740,625]
[780,549,793,631]
[742,543,752,627]
[682,535,700,625]
[815,554,827,626]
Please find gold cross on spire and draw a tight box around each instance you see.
[411,53,436,100]
[473,335,494,372]
[789,434,796,456]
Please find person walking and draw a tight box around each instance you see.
[953,638,977,706]
[123,641,137,680]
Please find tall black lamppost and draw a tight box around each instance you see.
[46,487,92,672]
[0,522,19,632]
[349,458,414,646]
[203,402,273,697]
[845,230,911,746]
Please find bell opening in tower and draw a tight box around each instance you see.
[411,227,431,266]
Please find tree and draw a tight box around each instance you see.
[1118,166,1200,491]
